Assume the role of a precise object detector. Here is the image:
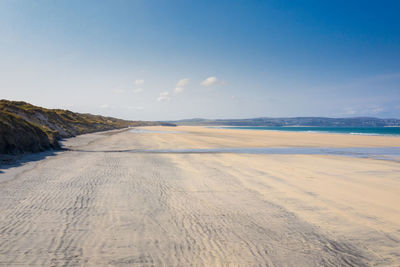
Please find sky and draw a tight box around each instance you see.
[0,0,399,120]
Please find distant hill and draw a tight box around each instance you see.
[170,117,400,127]
[0,100,160,154]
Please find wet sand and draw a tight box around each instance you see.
[0,126,399,266]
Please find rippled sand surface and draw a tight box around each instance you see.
[0,126,399,266]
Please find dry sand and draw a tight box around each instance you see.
[0,126,399,266]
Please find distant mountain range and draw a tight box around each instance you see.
[0,100,168,155]
[170,117,400,127]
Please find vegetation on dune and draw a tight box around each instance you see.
[0,99,160,154]
[0,110,58,154]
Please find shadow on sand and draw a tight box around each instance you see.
[69,147,400,162]
[0,150,61,173]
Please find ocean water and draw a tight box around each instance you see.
[219,126,400,136]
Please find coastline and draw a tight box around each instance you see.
[134,126,400,148]
[210,125,400,137]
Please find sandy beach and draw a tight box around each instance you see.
[0,126,399,266]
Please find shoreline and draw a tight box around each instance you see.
[136,125,400,148]
[209,125,400,137]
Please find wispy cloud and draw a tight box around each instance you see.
[100,104,110,109]
[174,78,189,94]
[157,78,189,102]
[132,88,143,93]
[157,91,171,102]
[343,105,385,116]
[176,78,189,87]
[135,79,144,85]
[370,105,384,114]
[174,87,184,93]
[201,76,217,86]
[343,107,356,115]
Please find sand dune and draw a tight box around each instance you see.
[0,127,399,266]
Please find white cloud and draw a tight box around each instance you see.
[135,79,144,85]
[174,87,184,93]
[100,104,110,109]
[133,88,143,93]
[201,76,217,86]
[157,78,189,102]
[176,78,189,87]
[174,78,189,94]
[157,91,171,102]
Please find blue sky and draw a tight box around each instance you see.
[0,0,399,120]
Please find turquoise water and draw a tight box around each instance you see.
[219,126,400,136]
